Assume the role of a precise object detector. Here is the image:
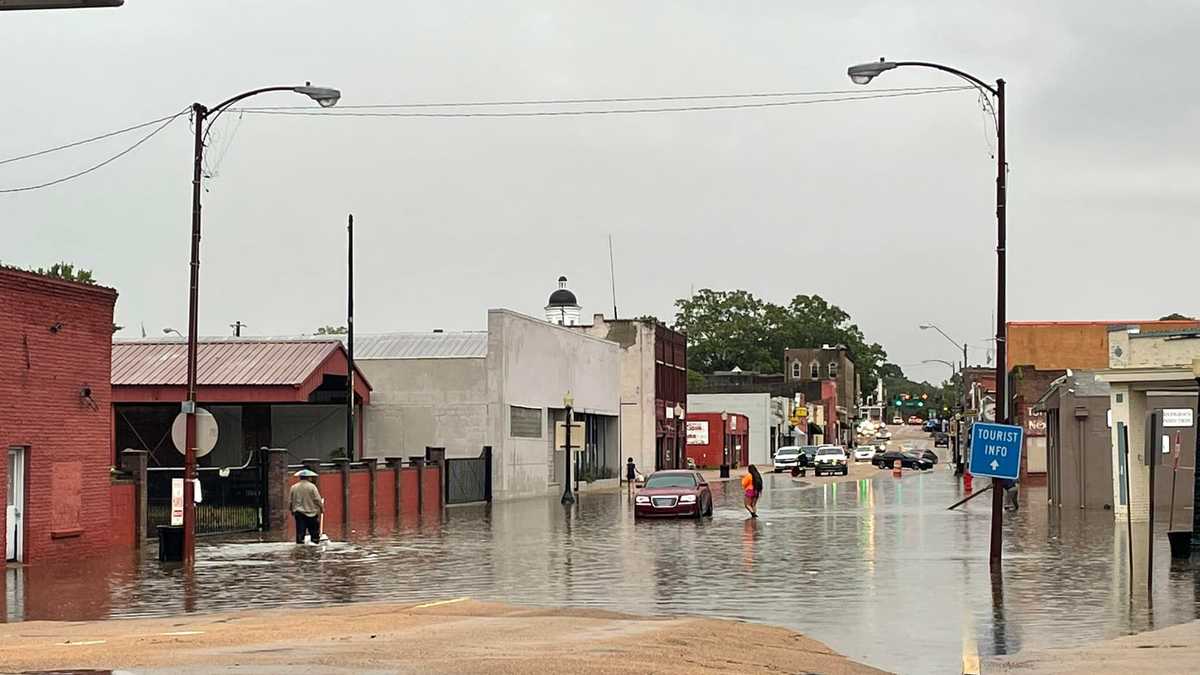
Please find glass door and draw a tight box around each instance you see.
[6,448,24,562]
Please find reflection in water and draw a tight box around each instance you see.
[1,471,1197,674]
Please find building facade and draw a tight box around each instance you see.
[2,268,119,564]
[1034,371,1114,510]
[359,310,621,501]
[684,411,749,468]
[686,393,775,465]
[784,345,858,423]
[579,315,687,472]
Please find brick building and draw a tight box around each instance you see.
[2,267,119,564]
[784,345,858,426]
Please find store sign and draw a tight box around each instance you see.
[1162,408,1194,428]
[171,478,184,526]
[686,421,709,445]
[1023,406,1047,437]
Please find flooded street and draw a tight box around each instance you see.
[5,455,1198,674]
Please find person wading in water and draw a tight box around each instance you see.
[741,464,764,518]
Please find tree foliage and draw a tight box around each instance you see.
[673,289,888,392]
[35,262,95,284]
[315,325,348,335]
[1159,312,1194,321]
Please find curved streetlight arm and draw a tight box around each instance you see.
[890,61,998,96]
[208,86,302,116]
[920,323,964,351]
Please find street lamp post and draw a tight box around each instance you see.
[674,403,685,469]
[561,392,576,505]
[180,83,340,566]
[849,58,1007,566]
[719,411,730,478]
[920,323,969,375]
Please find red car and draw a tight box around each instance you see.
[634,470,713,519]
[907,415,922,425]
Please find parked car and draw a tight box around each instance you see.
[813,446,849,476]
[872,450,934,471]
[914,448,939,464]
[773,446,808,473]
[907,415,922,425]
[933,432,949,448]
[852,446,876,462]
[634,470,713,519]
[892,416,903,425]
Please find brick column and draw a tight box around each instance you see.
[386,457,404,518]
[332,458,351,526]
[265,448,290,533]
[410,457,425,514]
[120,449,149,544]
[365,459,378,523]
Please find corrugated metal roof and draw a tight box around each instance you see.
[352,332,487,360]
[112,340,344,386]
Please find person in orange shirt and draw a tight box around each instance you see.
[740,465,763,518]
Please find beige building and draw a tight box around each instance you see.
[1099,327,1198,529]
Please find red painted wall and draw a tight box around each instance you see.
[400,468,420,514]
[0,268,118,564]
[377,471,396,519]
[109,481,136,548]
[319,472,344,527]
[349,471,371,522]
[685,412,749,469]
[422,468,441,512]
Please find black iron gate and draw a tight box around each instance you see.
[147,454,265,535]
[444,446,491,505]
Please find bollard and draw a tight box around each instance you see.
[963,470,974,492]
[892,459,902,477]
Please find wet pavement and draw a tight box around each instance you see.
[4,444,1199,674]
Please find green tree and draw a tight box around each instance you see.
[674,289,888,393]
[674,289,773,373]
[35,262,94,284]
[1159,313,1194,321]
[315,325,348,335]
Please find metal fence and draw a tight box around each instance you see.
[147,456,264,535]
[444,446,491,505]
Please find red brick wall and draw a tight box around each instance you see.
[377,471,396,519]
[0,268,117,564]
[109,481,136,548]
[319,472,344,527]
[349,471,370,522]
[400,468,420,514]
[422,467,442,512]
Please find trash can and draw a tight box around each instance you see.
[157,525,184,562]
[1167,531,1193,559]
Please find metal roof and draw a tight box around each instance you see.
[111,340,347,386]
[352,332,487,360]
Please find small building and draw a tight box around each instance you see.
[685,411,749,468]
[1098,328,1200,537]
[544,276,582,326]
[2,267,120,564]
[1034,371,1114,510]
[359,309,621,501]
[686,393,775,465]
[578,314,687,472]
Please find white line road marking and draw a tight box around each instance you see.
[411,597,470,609]
[156,630,205,636]
[57,639,107,646]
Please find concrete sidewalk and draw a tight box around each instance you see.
[987,618,1200,674]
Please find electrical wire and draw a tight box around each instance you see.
[0,111,186,194]
[233,87,972,118]
[241,85,969,110]
[0,109,187,167]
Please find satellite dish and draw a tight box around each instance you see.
[172,408,219,458]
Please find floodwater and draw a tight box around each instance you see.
[4,462,1199,674]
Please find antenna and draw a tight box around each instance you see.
[608,234,618,320]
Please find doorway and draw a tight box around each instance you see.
[6,447,25,562]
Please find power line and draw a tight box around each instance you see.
[0,111,185,194]
[241,85,968,110]
[0,109,187,167]
[234,87,972,118]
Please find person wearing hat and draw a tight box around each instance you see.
[289,469,325,544]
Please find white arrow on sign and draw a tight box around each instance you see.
[990,459,999,471]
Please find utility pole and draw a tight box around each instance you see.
[230,321,246,337]
[346,214,355,461]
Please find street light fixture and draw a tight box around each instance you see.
[919,323,968,372]
[922,359,957,382]
[163,327,183,338]
[561,392,575,505]
[850,56,1008,567]
[179,82,341,566]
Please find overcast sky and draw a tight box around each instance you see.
[3,1,1197,384]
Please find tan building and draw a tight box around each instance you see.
[783,345,858,422]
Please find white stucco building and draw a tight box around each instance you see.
[358,309,621,501]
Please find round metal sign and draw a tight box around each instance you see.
[172,408,219,458]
